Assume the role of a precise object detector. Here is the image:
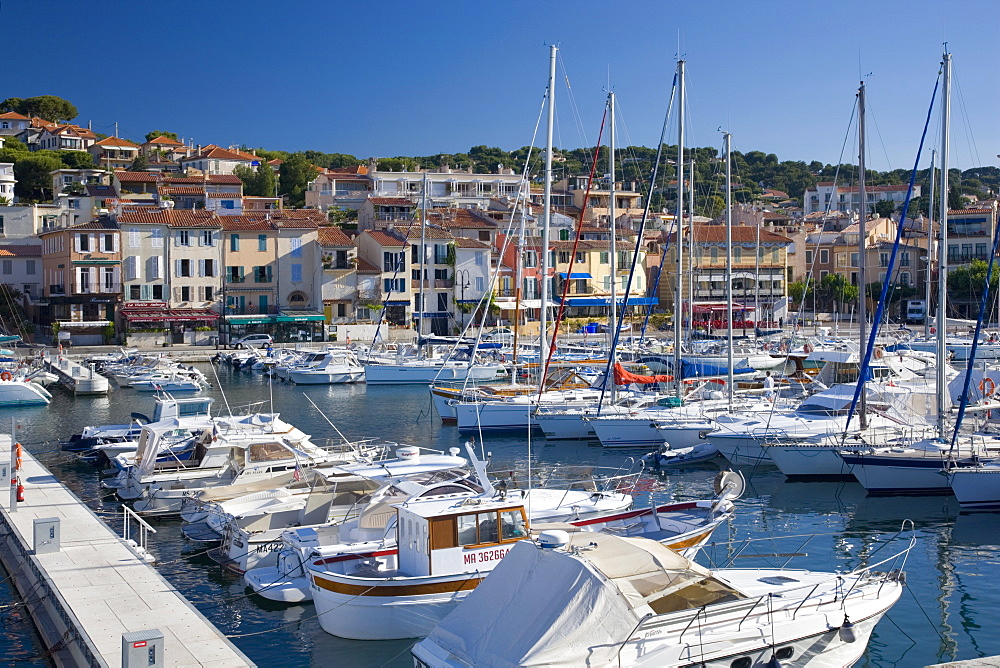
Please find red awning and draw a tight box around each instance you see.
[120,307,219,323]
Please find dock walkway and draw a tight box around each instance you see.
[0,439,253,667]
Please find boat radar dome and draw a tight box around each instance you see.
[395,446,420,462]
[538,530,570,549]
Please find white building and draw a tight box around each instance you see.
[368,167,524,211]
[803,182,920,215]
[178,145,261,175]
[0,162,14,203]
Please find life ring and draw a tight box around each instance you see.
[874,347,884,359]
[980,378,996,397]
[803,344,813,354]
[0,372,12,381]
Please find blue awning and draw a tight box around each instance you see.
[559,272,593,279]
[565,297,658,307]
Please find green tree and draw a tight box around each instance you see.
[872,200,896,218]
[0,137,28,153]
[12,154,62,202]
[700,195,725,219]
[233,164,256,193]
[278,153,316,207]
[0,98,23,113]
[56,150,93,169]
[2,95,77,122]
[787,281,810,307]
[816,273,857,312]
[255,162,276,198]
[129,153,150,171]
[144,130,178,142]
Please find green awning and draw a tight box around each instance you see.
[72,260,119,265]
[276,311,326,322]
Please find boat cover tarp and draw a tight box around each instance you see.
[948,368,1000,406]
[613,362,672,385]
[681,359,755,379]
[423,532,709,667]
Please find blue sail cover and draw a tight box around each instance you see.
[680,359,756,379]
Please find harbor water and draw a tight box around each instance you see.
[3,361,999,666]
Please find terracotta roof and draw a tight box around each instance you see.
[93,136,139,148]
[426,208,497,229]
[452,237,491,249]
[218,217,273,231]
[0,244,41,257]
[318,226,353,246]
[328,166,367,175]
[116,171,160,182]
[366,230,407,247]
[950,208,993,215]
[402,226,453,240]
[355,257,380,273]
[180,145,259,163]
[159,186,205,195]
[369,197,415,207]
[207,175,243,185]
[144,136,184,146]
[46,124,97,140]
[116,209,220,228]
[206,192,241,198]
[267,158,284,166]
[0,112,30,120]
[688,224,793,244]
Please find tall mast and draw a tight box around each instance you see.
[608,91,618,403]
[724,132,734,405]
[673,59,685,397]
[858,81,868,428]
[540,45,556,358]
[937,51,952,436]
[688,158,695,330]
[925,148,935,340]
[512,186,526,365]
[418,171,428,340]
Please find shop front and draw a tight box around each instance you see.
[119,303,220,345]
[219,311,326,344]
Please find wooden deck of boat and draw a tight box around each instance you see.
[0,439,254,667]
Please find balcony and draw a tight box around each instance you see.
[76,284,122,295]
[49,285,66,295]
[226,276,246,284]
[357,289,382,302]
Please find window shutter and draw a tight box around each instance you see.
[112,234,119,253]
[74,235,81,253]
[141,284,151,300]
[175,259,182,277]
[89,234,96,252]
[75,267,82,292]
[89,267,97,291]
[198,259,205,277]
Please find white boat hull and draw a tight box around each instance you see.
[948,467,1000,509]
[592,416,665,449]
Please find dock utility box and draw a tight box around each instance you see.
[32,517,60,554]
[122,629,164,667]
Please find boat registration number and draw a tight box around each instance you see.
[463,547,510,565]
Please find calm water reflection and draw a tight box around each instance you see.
[0,363,996,666]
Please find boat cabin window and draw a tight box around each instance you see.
[248,441,291,462]
[457,509,527,547]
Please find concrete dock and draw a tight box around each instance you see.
[44,351,110,395]
[0,438,254,667]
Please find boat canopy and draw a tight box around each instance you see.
[423,532,735,667]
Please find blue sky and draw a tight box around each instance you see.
[7,0,997,171]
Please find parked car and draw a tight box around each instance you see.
[230,333,273,349]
